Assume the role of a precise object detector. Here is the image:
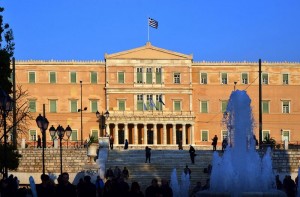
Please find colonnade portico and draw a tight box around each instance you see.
[106,121,195,146]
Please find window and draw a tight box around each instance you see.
[91,130,98,139]
[137,95,143,111]
[262,130,270,141]
[90,100,98,113]
[49,100,57,113]
[136,68,143,83]
[201,130,208,141]
[282,101,290,114]
[174,100,181,111]
[200,101,208,113]
[282,74,289,85]
[262,73,268,85]
[146,68,152,84]
[221,73,227,84]
[222,130,228,140]
[241,73,248,84]
[90,71,98,84]
[118,100,125,111]
[156,68,162,84]
[70,71,77,83]
[200,73,207,84]
[70,100,78,112]
[282,130,290,142]
[28,71,36,83]
[29,100,36,112]
[71,130,78,141]
[262,101,270,114]
[174,73,180,84]
[49,72,56,83]
[221,100,228,113]
[29,130,37,141]
[155,95,162,111]
[118,71,125,84]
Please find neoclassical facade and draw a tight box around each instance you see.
[15,42,300,147]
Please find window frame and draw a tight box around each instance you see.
[28,71,36,84]
[282,100,290,114]
[200,100,208,113]
[49,99,57,113]
[262,73,269,85]
[118,100,126,111]
[173,73,181,84]
[201,130,208,142]
[173,100,181,111]
[136,67,143,84]
[70,71,77,84]
[29,99,36,112]
[241,73,248,84]
[155,67,162,84]
[221,72,228,84]
[262,100,270,114]
[49,71,56,84]
[70,100,78,113]
[118,71,125,84]
[200,72,207,84]
[90,71,98,84]
[282,73,289,85]
[90,100,98,113]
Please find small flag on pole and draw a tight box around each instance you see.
[148,18,158,29]
[149,98,158,110]
[143,103,148,110]
[159,95,165,105]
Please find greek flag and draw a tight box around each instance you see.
[148,18,158,29]
[149,98,158,110]
[143,103,148,110]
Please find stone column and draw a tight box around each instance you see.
[191,124,194,145]
[124,123,128,143]
[172,124,176,144]
[144,124,147,145]
[153,123,157,145]
[163,124,167,145]
[115,124,119,145]
[134,123,138,145]
[182,124,186,145]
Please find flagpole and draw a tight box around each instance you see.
[147,17,150,41]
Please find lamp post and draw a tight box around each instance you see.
[35,114,49,175]
[49,125,72,174]
[0,89,13,178]
[96,110,110,137]
[78,80,87,146]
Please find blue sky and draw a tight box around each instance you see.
[2,0,300,62]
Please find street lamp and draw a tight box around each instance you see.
[49,125,72,174]
[96,110,110,137]
[35,114,49,175]
[0,89,13,178]
[78,80,87,146]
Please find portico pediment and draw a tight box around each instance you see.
[105,42,193,60]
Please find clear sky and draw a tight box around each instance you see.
[2,0,300,62]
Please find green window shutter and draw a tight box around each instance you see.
[49,100,57,113]
[29,100,36,112]
[156,72,161,84]
[156,101,162,111]
[201,73,207,84]
[118,72,124,84]
[70,72,77,83]
[29,130,36,141]
[201,101,208,113]
[119,100,125,111]
[71,131,78,141]
[29,72,35,83]
[91,130,98,139]
[174,101,181,111]
[137,101,143,111]
[146,72,152,84]
[50,72,56,83]
[137,73,143,83]
[283,74,288,84]
[222,101,228,112]
[70,100,77,112]
[91,100,98,113]
[202,131,208,141]
[91,72,97,84]
[242,73,248,84]
[262,101,269,113]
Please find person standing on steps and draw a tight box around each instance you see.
[189,145,196,164]
[124,139,129,150]
[212,135,218,151]
[109,135,114,150]
[37,135,42,148]
[145,146,152,163]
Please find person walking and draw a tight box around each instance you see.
[189,145,196,164]
[212,135,218,151]
[109,135,114,150]
[37,135,42,148]
[184,165,191,177]
[145,146,151,163]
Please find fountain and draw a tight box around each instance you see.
[197,90,286,197]
[170,168,190,197]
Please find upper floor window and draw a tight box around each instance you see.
[200,101,208,113]
[118,100,126,111]
[70,71,77,83]
[146,68,152,84]
[29,130,37,141]
[49,100,57,113]
[262,100,269,114]
[49,71,56,84]
[29,100,36,112]
[118,71,125,84]
[71,130,78,141]
[137,94,143,111]
[282,73,289,85]
[90,100,98,113]
[262,130,270,141]
[156,68,162,84]
[282,100,290,114]
[241,73,248,84]
[174,100,181,111]
[222,130,228,140]
[201,130,208,141]
[174,73,180,84]
[221,100,228,113]
[28,71,36,84]
[136,68,143,84]
[262,73,268,85]
[70,100,78,112]
[200,73,207,84]
[282,130,290,142]
[90,71,98,84]
[155,95,163,111]
[221,73,228,84]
